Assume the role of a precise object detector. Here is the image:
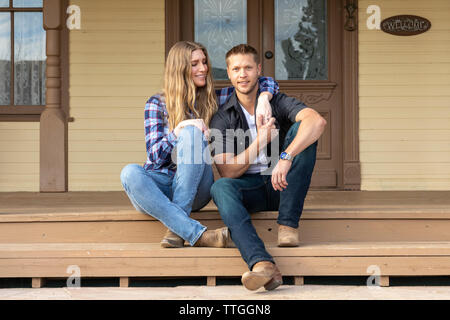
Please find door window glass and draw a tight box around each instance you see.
[0,13,11,105]
[195,0,247,80]
[14,12,46,105]
[13,0,43,8]
[275,0,327,80]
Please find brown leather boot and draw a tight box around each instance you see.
[278,225,299,247]
[194,227,229,248]
[160,229,185,248]
[241,261,283,291]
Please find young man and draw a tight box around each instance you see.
[209,44,326,291]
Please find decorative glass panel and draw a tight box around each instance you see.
[275,0,327,80]
[14,12,46,105]
[195,0,247,80]
[13,0,43,8]
[0,13,11,105]
[0,0,9,7]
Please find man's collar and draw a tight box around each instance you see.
[222,87,261,112]
[222,90,239,112]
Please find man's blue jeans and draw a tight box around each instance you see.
[210,122,317,269]
[120,126,214,246]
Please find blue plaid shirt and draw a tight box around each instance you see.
[143,77,279,176]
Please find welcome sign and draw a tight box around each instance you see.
[381,15,431,36]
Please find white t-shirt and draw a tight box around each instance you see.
[240,104,269,174]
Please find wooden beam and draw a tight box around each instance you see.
[120,277,129,288]
[41,0,68,192]
[32,277,45,288]
[2,251,450,278]
[294,276,304,286]
[207,276,216,286]
[379,276,390,287]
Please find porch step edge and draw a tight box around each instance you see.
[1,207,450,223]
[2,241,450,258]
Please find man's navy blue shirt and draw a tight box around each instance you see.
[209,89,308,158]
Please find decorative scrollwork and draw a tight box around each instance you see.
[281,81,336,105]
[290,92,332,105]
[344,0,358,32]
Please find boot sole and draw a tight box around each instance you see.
[241,272,272,291]
[264,277,283,291]
[160,239,185,248]
[277,242,299,247]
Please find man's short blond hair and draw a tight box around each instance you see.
[225,44,260,65]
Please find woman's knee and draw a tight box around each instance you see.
[176,125,209,163]
[178,125,205,144]
[120,164,142,189]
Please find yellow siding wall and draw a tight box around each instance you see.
[359,0,450,190]
[2,0,448,192]
[68,0,165,190]
[0,122,39,191]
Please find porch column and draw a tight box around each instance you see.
[342,0,361,190]
[40,0,68,192]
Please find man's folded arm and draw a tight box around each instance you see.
[210,113,260,179]
[283,106,327,158]
[214,146,257,179]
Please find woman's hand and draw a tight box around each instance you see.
[174,119,209,139]
[255,93,273,125]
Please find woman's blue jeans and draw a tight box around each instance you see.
[120,126,214,246]
[210,122,317,269]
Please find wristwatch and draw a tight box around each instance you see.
[280,151,293,161]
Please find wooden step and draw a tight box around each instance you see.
[2,192,449,287]
[0,208,449,243]
[0,191,449,244]
[2,242,450,280]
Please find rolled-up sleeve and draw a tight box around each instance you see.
[273,93,308,123]
[258,76,279,96]
[215,77,279,108]
[144,97,177,169]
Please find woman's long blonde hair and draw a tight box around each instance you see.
[163,41,218,130]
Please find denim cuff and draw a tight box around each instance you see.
[277,219,299,229]
[248,256,275,271]
[189,225,208,247]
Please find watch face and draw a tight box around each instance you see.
[280,152,291,160]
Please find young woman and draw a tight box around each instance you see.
[120,41,278,248]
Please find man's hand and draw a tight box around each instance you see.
[271,159,292,191]
[256,115,278,150]
[174,119,209,139]
[255,93,272,125]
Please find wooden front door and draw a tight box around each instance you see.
[166,0,360,190]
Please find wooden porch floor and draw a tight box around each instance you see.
[0,191,449,288]
[1,190,449,215]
